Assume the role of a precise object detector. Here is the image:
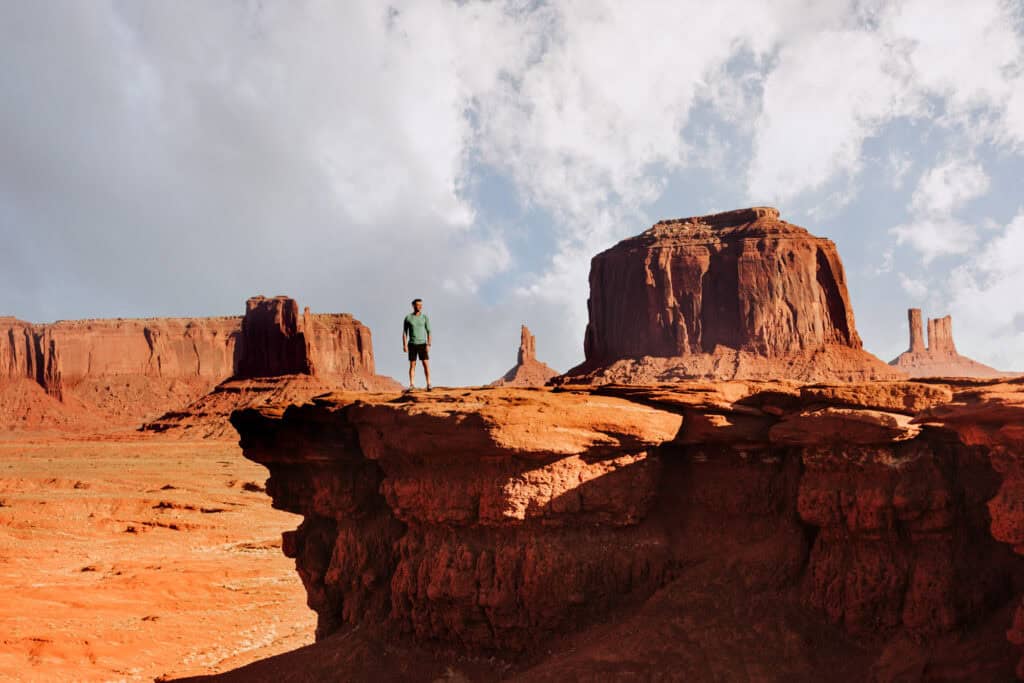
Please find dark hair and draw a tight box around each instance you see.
[411,298,422,306]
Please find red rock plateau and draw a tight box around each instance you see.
[0,297,400,437]
[560,207,905,384]
[206,377,1024,681]
[489,325,559,387]
[891,308,1018,379]
[145,296,401,438]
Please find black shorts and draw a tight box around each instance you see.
[408,343,429,361]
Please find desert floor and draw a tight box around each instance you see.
[0,436,316,682]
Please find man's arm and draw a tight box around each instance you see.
[402,318,409,351]
[426,316,432,347]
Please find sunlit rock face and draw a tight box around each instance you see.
[0,296,399,433]
[233,378,1024,680]
[561,207,905,384]
[890,308,1017,379]
[489,325,558,388]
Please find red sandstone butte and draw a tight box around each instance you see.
[489,325,559,387]
[559,207,904,384]
[143,297,400,438]
[890,308,1016,378]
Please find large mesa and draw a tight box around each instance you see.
[559,207,904,384]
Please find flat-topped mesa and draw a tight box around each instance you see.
[563,207,903,383]
[891,309,1013,378]
[489,325,558,387]
[2,296,400,432]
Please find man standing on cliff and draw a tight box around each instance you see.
[402,298,432,391]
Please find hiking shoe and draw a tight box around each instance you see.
[426,384,433,392]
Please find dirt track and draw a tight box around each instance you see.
[0,438,315,682]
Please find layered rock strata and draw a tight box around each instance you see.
[891,309,1014,378]
[1,297,398,432]
[231,378,1024,680]
[489,325,559,387]
[561,207,904,383]
[144,297,400,437]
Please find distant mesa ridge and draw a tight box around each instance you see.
[890,308,1015,379]
[0,295,399,433]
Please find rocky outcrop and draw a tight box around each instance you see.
[489,326,558,387]
[229,379,1024,680]
[236,297,311,378]
[891,309,1015,378]
[1,315,240,424]
[1,297,399,432]
[561,207,904,384]
[143,297,400,437]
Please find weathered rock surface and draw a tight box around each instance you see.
[1,297,399,433]
[225,379,1024,680]
[1,315,240,425]
[562,207,904,384]
[489,326,559,388]
[891,308,1016,378]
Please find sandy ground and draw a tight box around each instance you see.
[0,437,316,682]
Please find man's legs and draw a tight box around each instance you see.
[423,360,431,389]
[408,360,416,389]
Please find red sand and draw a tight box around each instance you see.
[0,437,315,681]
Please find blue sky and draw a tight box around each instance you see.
[2,1,1023,385]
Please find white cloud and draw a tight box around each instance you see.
[898,273,929,300]
[890,158,989,262]
[747,28,918,201]
[886,152,913,190]
[891,216,977,263]
[948,210,1024,370]
[909,159,990,215]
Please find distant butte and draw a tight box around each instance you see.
[0,296,400,435]
[559,207,905,384]
[489,325,558,388]
[890,308,1017,379]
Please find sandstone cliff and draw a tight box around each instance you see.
[891,308,1015,378]
[143,297,400,438]
[561,207,904,383]
[489,325,559,387]
[1,315,240,426]
[1,297,399,433]
[226,378,1024,681]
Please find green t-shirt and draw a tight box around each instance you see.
[404,313,431,345]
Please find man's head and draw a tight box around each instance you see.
[411,298,423,313]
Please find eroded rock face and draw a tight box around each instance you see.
[891,308,1016,379]
[1,297,399,431]
[232,379,1024,679]
[489,326,558,388]
[562,207,903,384]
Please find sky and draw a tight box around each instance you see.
[2,0,1023,386]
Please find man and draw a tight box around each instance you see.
[402,298,432,391]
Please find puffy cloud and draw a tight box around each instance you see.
[747,29,918,201]
[909,159,991,215]
[948,210,1024,370]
